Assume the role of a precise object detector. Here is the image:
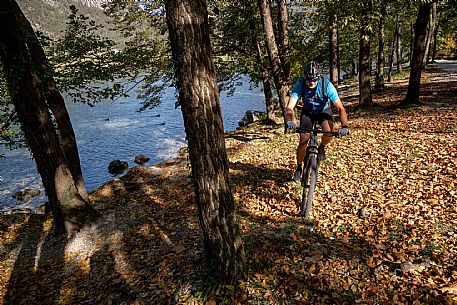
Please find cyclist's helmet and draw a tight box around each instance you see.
[303,61,321,79]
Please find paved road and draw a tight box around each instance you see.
[432,59,457,76]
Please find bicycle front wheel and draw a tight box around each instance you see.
[300,155,318,218]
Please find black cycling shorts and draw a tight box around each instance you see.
[299,108,333,130]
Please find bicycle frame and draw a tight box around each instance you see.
[296,121,338,217]
[302,120,320,171]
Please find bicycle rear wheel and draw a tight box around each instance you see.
[300,154,318,217]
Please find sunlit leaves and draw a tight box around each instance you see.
[226,68,457,303]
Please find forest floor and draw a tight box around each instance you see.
[0,60,456,305]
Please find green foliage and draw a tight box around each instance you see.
[437,0,457,58]
[102,1,174,110]
[0,66,23,151]
[45,4,173,110]
[287,0,457,79]
[105,0,269,105]
[288,0,356,77]
[288,2,320,78]
[209,0,265,95]
[2,4,165,153]
[6,0,454,122]
[104,0,167,35]
[48,5,128,105]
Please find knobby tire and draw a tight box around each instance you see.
[300,155,318,218]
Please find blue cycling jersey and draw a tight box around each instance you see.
[290,77,339,113]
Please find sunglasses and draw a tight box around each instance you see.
[306,77,319,83]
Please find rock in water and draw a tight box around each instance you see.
[12,188,41,201]
[134,154,150,165]
[108,160,128,174]
[238,110,266,127]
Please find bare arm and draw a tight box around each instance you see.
[286,96,298,123]
[332,98,348,127]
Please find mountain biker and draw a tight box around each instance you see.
[285,60,349,182]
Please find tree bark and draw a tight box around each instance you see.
[431,16,440,63]
[351,60,357,77]
[165,0,245,283]
[0,0,97,234]
[410,22,414,67]
[256,42,276,123]
[401,2,432,106]
[329,12,339,88]
[375,2,386,90]
[12,1,89,202]
[257,0,289,131]
[388,18,397,82]
[395,18,403,73]
[277,0,290,84]
[424,2,437,65]
[358,0,373,106]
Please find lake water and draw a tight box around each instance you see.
[0,82,266,211]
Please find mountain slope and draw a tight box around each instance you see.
[18,0,115,40]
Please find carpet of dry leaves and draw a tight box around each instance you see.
[0,62,456,305]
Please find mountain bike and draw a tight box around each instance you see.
[296,121,339,218]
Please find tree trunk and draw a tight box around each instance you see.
[256,42,276,123]
[395,18,403,73]
[351,60,357,77]
[165,0,245,283]
[12,1,89,202]
[277,0,290,84]
[45,84,90,201]
[431,17,439,63]
[0,0,97,234]
[358,0,373,106]
[375,2,386,90]
[401,2,432,106]
[410,22,414,67]
[424,2,437,65]
[329,12,339,88]
[257,0,289,132]
[388,19,397,82]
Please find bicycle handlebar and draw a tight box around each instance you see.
[294,127,340,137]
